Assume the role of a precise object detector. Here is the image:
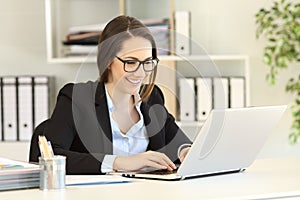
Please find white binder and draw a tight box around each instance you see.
[34,76,49,128]
[18,77,33,141]
[174,11,191,55]
[179,78,195,121]
[229,77,245,108]
[2,77,17,141]
[213,77,229,109]
[196,77,212,121]
[0,79,2,141]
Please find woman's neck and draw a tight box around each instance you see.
[105,83,134,110]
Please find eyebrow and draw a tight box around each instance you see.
[123,56,153,60]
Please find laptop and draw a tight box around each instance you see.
[117,105,287,181]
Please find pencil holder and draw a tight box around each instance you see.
[39,155,66,190]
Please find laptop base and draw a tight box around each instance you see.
[121,168,244,181]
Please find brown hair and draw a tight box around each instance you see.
[97,15,158,101]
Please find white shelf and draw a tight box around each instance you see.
[176,121,204,127]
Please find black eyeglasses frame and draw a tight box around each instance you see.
[115,56,159,73]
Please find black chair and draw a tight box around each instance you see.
[29,119,49,163]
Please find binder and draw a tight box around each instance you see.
[213,77,229,109]
[174,11,191,55]
[0,79,2,141]
[2,77,17,141]
[229,77,245,108]
[33,77,49,128]
[196,77,212,121]
[18,77,33,141]
[179,78,195,121]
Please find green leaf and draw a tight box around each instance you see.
[263,52,272,65]
[269,38,277,42]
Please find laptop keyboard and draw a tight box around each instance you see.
[142,168,178,175]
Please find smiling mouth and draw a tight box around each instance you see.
[126,78,142,84]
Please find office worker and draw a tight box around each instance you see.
[43,15,191,175]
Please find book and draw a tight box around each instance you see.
[66,31,101,41]
[0,157,40,191]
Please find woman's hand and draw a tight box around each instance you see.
[179,147,191,163]
[113,150,176,171]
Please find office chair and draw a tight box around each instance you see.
[29,119,49,163]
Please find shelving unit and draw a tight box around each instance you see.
[45,0,175,63]
[44,0,250,139]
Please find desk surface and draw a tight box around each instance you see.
[1,157,300,200]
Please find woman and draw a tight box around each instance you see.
[44,15,191,175]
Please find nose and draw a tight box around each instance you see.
[133,63,146,77]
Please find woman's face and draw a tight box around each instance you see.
[108,36,153,96]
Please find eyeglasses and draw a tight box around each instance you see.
[115,56,159,73]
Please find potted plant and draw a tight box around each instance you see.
[255,0,300,143]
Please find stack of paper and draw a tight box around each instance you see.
[66,175,131,186]
[62,18,170,57]
[0,157,40,191]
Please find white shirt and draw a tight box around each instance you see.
[101,86,149,173]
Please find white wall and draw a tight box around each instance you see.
[176,0,300,158]
[0,0,299,161]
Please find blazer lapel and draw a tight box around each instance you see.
[94,82,113,154]
[141,101,165,151]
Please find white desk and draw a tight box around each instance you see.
[1,157,300,200]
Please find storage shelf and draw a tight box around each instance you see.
[176,121,204,127]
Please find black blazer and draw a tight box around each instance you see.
[44,81,191,175]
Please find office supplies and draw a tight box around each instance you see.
[196,77,212,121]
[0,157,40,191]
[229,77,245,108]
[38,135,54,158]
[18,76,34,141]
[213,77,229,109]
[0,164,23,169]
[66,175,131,186]
[179,78,195,121]
[38,135,65,190]
[119,105,286,180]
[33,76,50,128]
[39,155,66,190]
[2,77,17,141]
[174,11,191,55]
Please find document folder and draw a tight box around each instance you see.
[196,77,212,121]
[229,77,245,108]
[2,77,17,141]
[179,78,195,121]
[33,76,50,128]
[213,77,229,109]
[18,77,33,141]
[0,78,2,141]
[174,11,191,55]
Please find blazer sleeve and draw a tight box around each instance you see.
[147,85,192,163]
[44,83,104,175]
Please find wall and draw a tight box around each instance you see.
[0,0,299,160]
[176,0,300,158]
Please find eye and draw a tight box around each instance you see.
[126,60,138,65]
[144,60,153,65]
